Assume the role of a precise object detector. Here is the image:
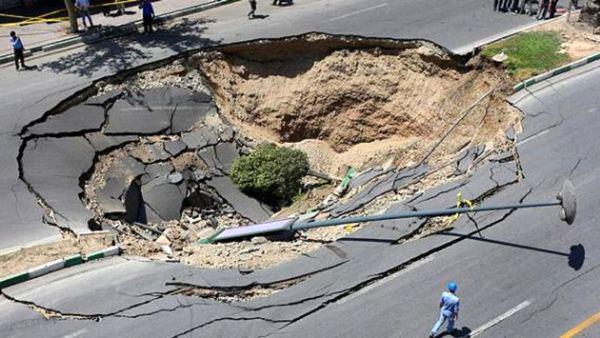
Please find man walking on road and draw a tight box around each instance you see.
[9,31,26,71]
[75,0,94,30]
[429,282,460,338]
[139,0,155,33]
[248,0,257,19]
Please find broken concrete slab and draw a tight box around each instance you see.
[219,125,236,142]
[130,143,171,164]
[170,102,215,134]
[104,90,173,135]
[348,168,385,191]
[329,170,398,217]
[164,140,187,156]
[206,176,272,223]
[22,136,96,179]
[105,156,146,181]
[214,142,239,174]
[85,90,123,106]
[85,132,138,152]
[98,176,127,200]
[453,145,485,176]
[26,105,106,136]
[393,163,429,191]
[198,146,223,176]
[181,125,219,149]
[144,162,174,180]
[141,177,187,222]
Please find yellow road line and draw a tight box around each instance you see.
[561,311,600,338]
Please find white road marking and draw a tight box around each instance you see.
[63,328,88,338]
[328,3,388,21]
[469,300,532,337]
[335,256,434,305]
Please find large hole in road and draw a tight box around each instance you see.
[20,33,520,273]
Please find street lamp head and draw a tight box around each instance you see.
[557,180,576,225]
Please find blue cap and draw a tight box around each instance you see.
[447,281,457,292]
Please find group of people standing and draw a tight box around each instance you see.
[493,0,562,20]
[73,0,155,33]
[9,0,157,72]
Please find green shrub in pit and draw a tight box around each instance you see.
[231,143,309,206]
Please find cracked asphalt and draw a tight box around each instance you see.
[0,0,595,337]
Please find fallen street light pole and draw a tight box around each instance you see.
[201,180,576,243]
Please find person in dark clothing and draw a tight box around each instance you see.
[248,0,257,18]
[9,31,26,71]
[548,0,559,18]
[537,0,550,19]
[139,0,155,33]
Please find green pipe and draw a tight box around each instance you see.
[292,201,560,230]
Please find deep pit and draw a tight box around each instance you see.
[19,34,521,271]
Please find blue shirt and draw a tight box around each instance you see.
[10,36,23,50]
[439,291,460,316]
[140,2,154,17]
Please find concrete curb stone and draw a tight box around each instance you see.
[0,246,120,289]
[513,52,600,91]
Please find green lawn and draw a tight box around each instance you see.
[482,31,570,80]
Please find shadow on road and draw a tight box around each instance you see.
[439,232,585,271]
[41,18,221,77]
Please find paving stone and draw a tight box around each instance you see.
[214,142,239,174]
[143,162,175,183]
[164,140,187,156]
[85,90,123,106]
[98,176,127,200]
[85,132,138,152]
[206,176,272,223]
[181,125,219,149]
[27,105,105,136]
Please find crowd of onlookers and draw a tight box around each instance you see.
[493,0,579,20]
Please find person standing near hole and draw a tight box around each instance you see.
[74,0,94,30]
[429,282,460,338]
[9,31,26,71]
[139,0,155,33]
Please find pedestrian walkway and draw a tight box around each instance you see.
[0,0,221,54]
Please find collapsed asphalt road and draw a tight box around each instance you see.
[1,57,598,338]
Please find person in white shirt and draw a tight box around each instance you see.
[75,0,94,29]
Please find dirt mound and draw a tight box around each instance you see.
[195,34,516,176]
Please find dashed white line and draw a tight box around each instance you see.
[469,300,532,337]
[335,256,435,305]
[328,3,389,21]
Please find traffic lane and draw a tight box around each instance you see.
[271,179,589,337]
[198,0,546,52]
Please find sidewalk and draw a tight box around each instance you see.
[0,0,229,55]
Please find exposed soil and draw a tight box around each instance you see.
[194,34,518,177]
[528,12,600,60]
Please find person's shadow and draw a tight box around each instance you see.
[250,14,270,19]
[432,327,472,337]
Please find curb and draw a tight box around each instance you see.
[513,52,600,91]
[0,246,120,289]
[0,0,239,65]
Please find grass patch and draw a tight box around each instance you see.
[482,31,570,80]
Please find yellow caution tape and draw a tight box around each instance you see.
[449,192,474,222]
